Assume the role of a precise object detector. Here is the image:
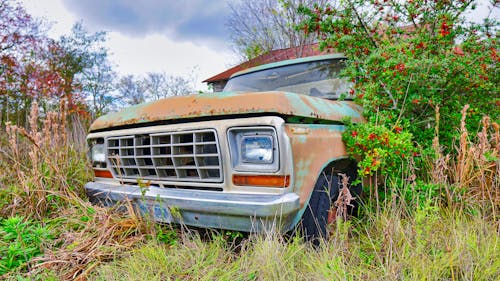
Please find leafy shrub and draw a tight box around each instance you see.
[0,216,51,275]
[342,121,415,181]
[298,1,499,210]
[299,1,498,150]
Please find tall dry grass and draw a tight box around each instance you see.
[2,101,89,219]
[92,207,499,281]
[431,105,499,215]
[0,102,152,280]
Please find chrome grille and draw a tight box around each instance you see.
[106,129,222,183]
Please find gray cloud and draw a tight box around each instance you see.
[62,0,230,44]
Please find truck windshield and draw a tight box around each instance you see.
[223,59,352,99]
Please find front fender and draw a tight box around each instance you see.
[285,124,349,208]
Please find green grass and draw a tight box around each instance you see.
[91,206,500,281]
[0,216,52,275]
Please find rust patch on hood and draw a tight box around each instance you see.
[90,91,364,131]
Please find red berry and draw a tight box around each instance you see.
[453,46,464,56]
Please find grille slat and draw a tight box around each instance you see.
[107,129,222,183]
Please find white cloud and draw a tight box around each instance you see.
[106,32,234,89]
[22,0,78,37]
[20,0,236,91]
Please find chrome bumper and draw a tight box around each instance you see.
[84,182,301,233]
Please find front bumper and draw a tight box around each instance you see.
[85,182,301,233]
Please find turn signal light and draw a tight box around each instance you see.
[233,175,290,188]
[94,169,113,178]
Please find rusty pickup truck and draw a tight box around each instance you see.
[85,54,363,239]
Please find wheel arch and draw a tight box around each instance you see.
[290,156,358,228]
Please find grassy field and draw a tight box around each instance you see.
[0,104,498,280]
[91,208,499,281]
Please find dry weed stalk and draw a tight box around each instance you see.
[431,105,450,186]
[334,173,356,221]
[60,99,68,146]
[4,101,88,219]
[431,104,499,211]
[30,204,148,280]
[457,114,499,209]
[456,104,470,186]
[432,105,441,159]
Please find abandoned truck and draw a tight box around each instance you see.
[85,54,364,239]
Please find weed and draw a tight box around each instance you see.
[154,225,178,246]
[334,173,356,221]
[2,101,91,219]
[0,216,51,275]
[432,106,499,213]
[91,206,500,281]
[0,102,152,280]
[137,178,151,198]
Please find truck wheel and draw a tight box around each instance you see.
[299,163,361,244]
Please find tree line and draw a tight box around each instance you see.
[0,0,196,128]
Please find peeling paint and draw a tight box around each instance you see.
[90,91,363,131]
[285,124,349,207]
[294,159,312,194]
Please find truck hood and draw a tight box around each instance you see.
[89,91,364,131]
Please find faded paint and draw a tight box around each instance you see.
[86,53,368,233]
[90,91,363,131]
[285,124,349,207]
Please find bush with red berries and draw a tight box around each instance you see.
[299,0,498,150]
[299,0,498,184]
[342,120,415,183]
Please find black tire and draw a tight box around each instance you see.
[299,161,361,244]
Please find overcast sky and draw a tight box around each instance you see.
[21,0,237,90]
